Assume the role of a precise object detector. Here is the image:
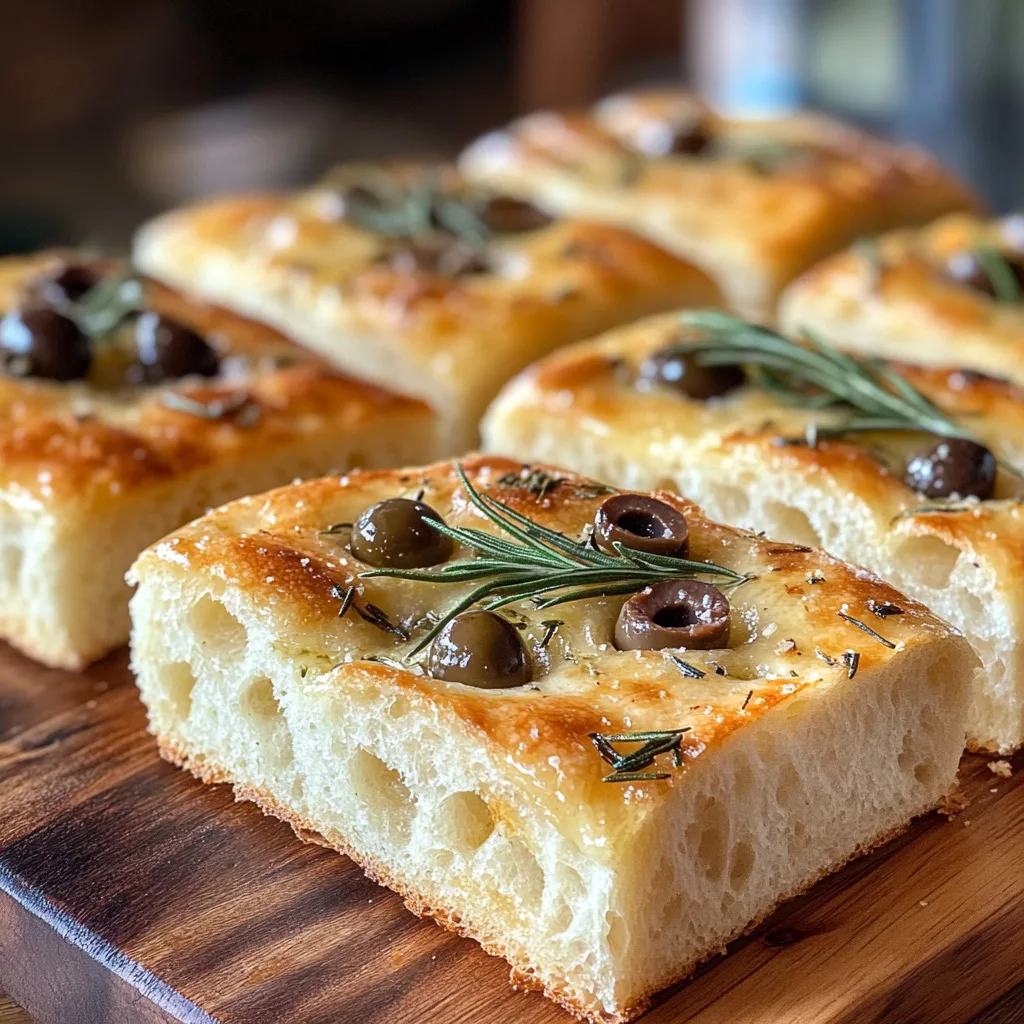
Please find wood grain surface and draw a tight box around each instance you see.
[1,640,1023,1024]
[0,995,32,1024]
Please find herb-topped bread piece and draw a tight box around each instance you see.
[0,252,437,669]
[128,455,972,1023]
[459,88,980,321]
[779,212,1024,382]
[131,162,723,450]
[483,311,1024,752]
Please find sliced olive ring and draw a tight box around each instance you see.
[350,497,454,568]
[639,345,746,400]
[615,580,731,652]
[594,494,689,558]
[904,437,996,500]
[946,249,1024,299]
[476,195,552,234]
[428,610,531,689]
[0,308,91,381]
[31,262,103,307]
[134,312,220,382]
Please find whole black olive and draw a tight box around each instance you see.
[639,345,746,400]
[476,196,552,234]
[135,312,220,382]
[428,610,531,688]
[31,262,102,307]
[904,437,996,500]
[0,308,91,381]
[633,116,712,157]
[388,240,490,277]
[350,497,454,568]
[615,580,731,652]
[594,494,689,558]
[946,249,1024,299]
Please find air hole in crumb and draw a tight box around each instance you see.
[605,911,628,958]
[1,546,23,590]
[389,694,412,719]
[160,661,197,721]
[349,748,414,839]
[189,594,247,656]
[732,763,755,799]
[435,791,495,854]
[550,901,574,933]
[654,477,681,495]
[505,838,544,910]
[914,761,939,788]
[691,798,729,882]
[761,502,822,550]
[892,535,960,590]
[241,677,280,719]
[707,484,751,524]
[776,762,802,811]
[729,841,756,890]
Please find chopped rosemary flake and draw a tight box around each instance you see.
[807,572,826,584]
[331,584,356,619]
[974,245,1022,304]
[590,727,691,783]
[892,501,978,521]
[741,689,753,711]
[868,599,903,618]
[360,462,752,655]
[354,601,410,640]
[498,467,564,499]
[838,611,896,649]
[853,236,885,291]
[539,619,563,648]
[669,654,706,679]
[74,273,145,340]
[815,647,836,667]
[841,650,860,679]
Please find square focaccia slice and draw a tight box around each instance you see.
[779,212,1024,383]
[128,455,972,1023]
[483,313,1024,753]
[459,89,980,321]
[132,163,723,451]
[0,252,437,669]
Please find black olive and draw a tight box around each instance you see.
[476,196,552,234]
[904,437,996,500]
[0,308,91,381]
[428,610,531,688]
[388,239,490,277]
[615,580,731,652]
[31,262,102,307]
[594,494,689,558]
[134,312,220,382]
[633,115,712,157]
[333,183,385,221]
[350,497,454,568]
[946,249,1024,299]
[639,345,746,400]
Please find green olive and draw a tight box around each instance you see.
[615,580,731,652]
[594,494,689,558]
[428,611,531,689]
[350,497,453,568]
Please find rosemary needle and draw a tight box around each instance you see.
[360,462,752,655]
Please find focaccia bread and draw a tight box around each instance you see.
[779,212,1024,382]
[483,312,1024,752]
[129,455,972,1022]
[0,252,437,669]
[459,89,980,321]
[132,163,723,450]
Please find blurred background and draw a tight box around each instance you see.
[1,0,1021,254]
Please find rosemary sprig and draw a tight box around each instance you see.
[974,245,1021,304]
[590,728,691,783]
[679,311,971,445]
[74,273,145,340]
[360,463,751,655]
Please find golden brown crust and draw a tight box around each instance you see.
[459,89,980,318]
[0,254,432,509]
[486,314,1024,581]
[135,454,961,834]
[779,213,1024,383]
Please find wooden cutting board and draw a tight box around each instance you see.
[2,642,1024,1024]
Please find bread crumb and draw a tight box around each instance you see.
[919,900,928,907]
[938,787,968,817]
[991,787,999,794]
[988,760,1013,778]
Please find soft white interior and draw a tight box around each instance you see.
[130,569,969,1022]
[483,414,1018,753]
[1,426,433,670]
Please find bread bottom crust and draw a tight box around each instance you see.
[153,734,946,1023]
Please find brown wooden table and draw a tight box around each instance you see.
[0,994,31,1024]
